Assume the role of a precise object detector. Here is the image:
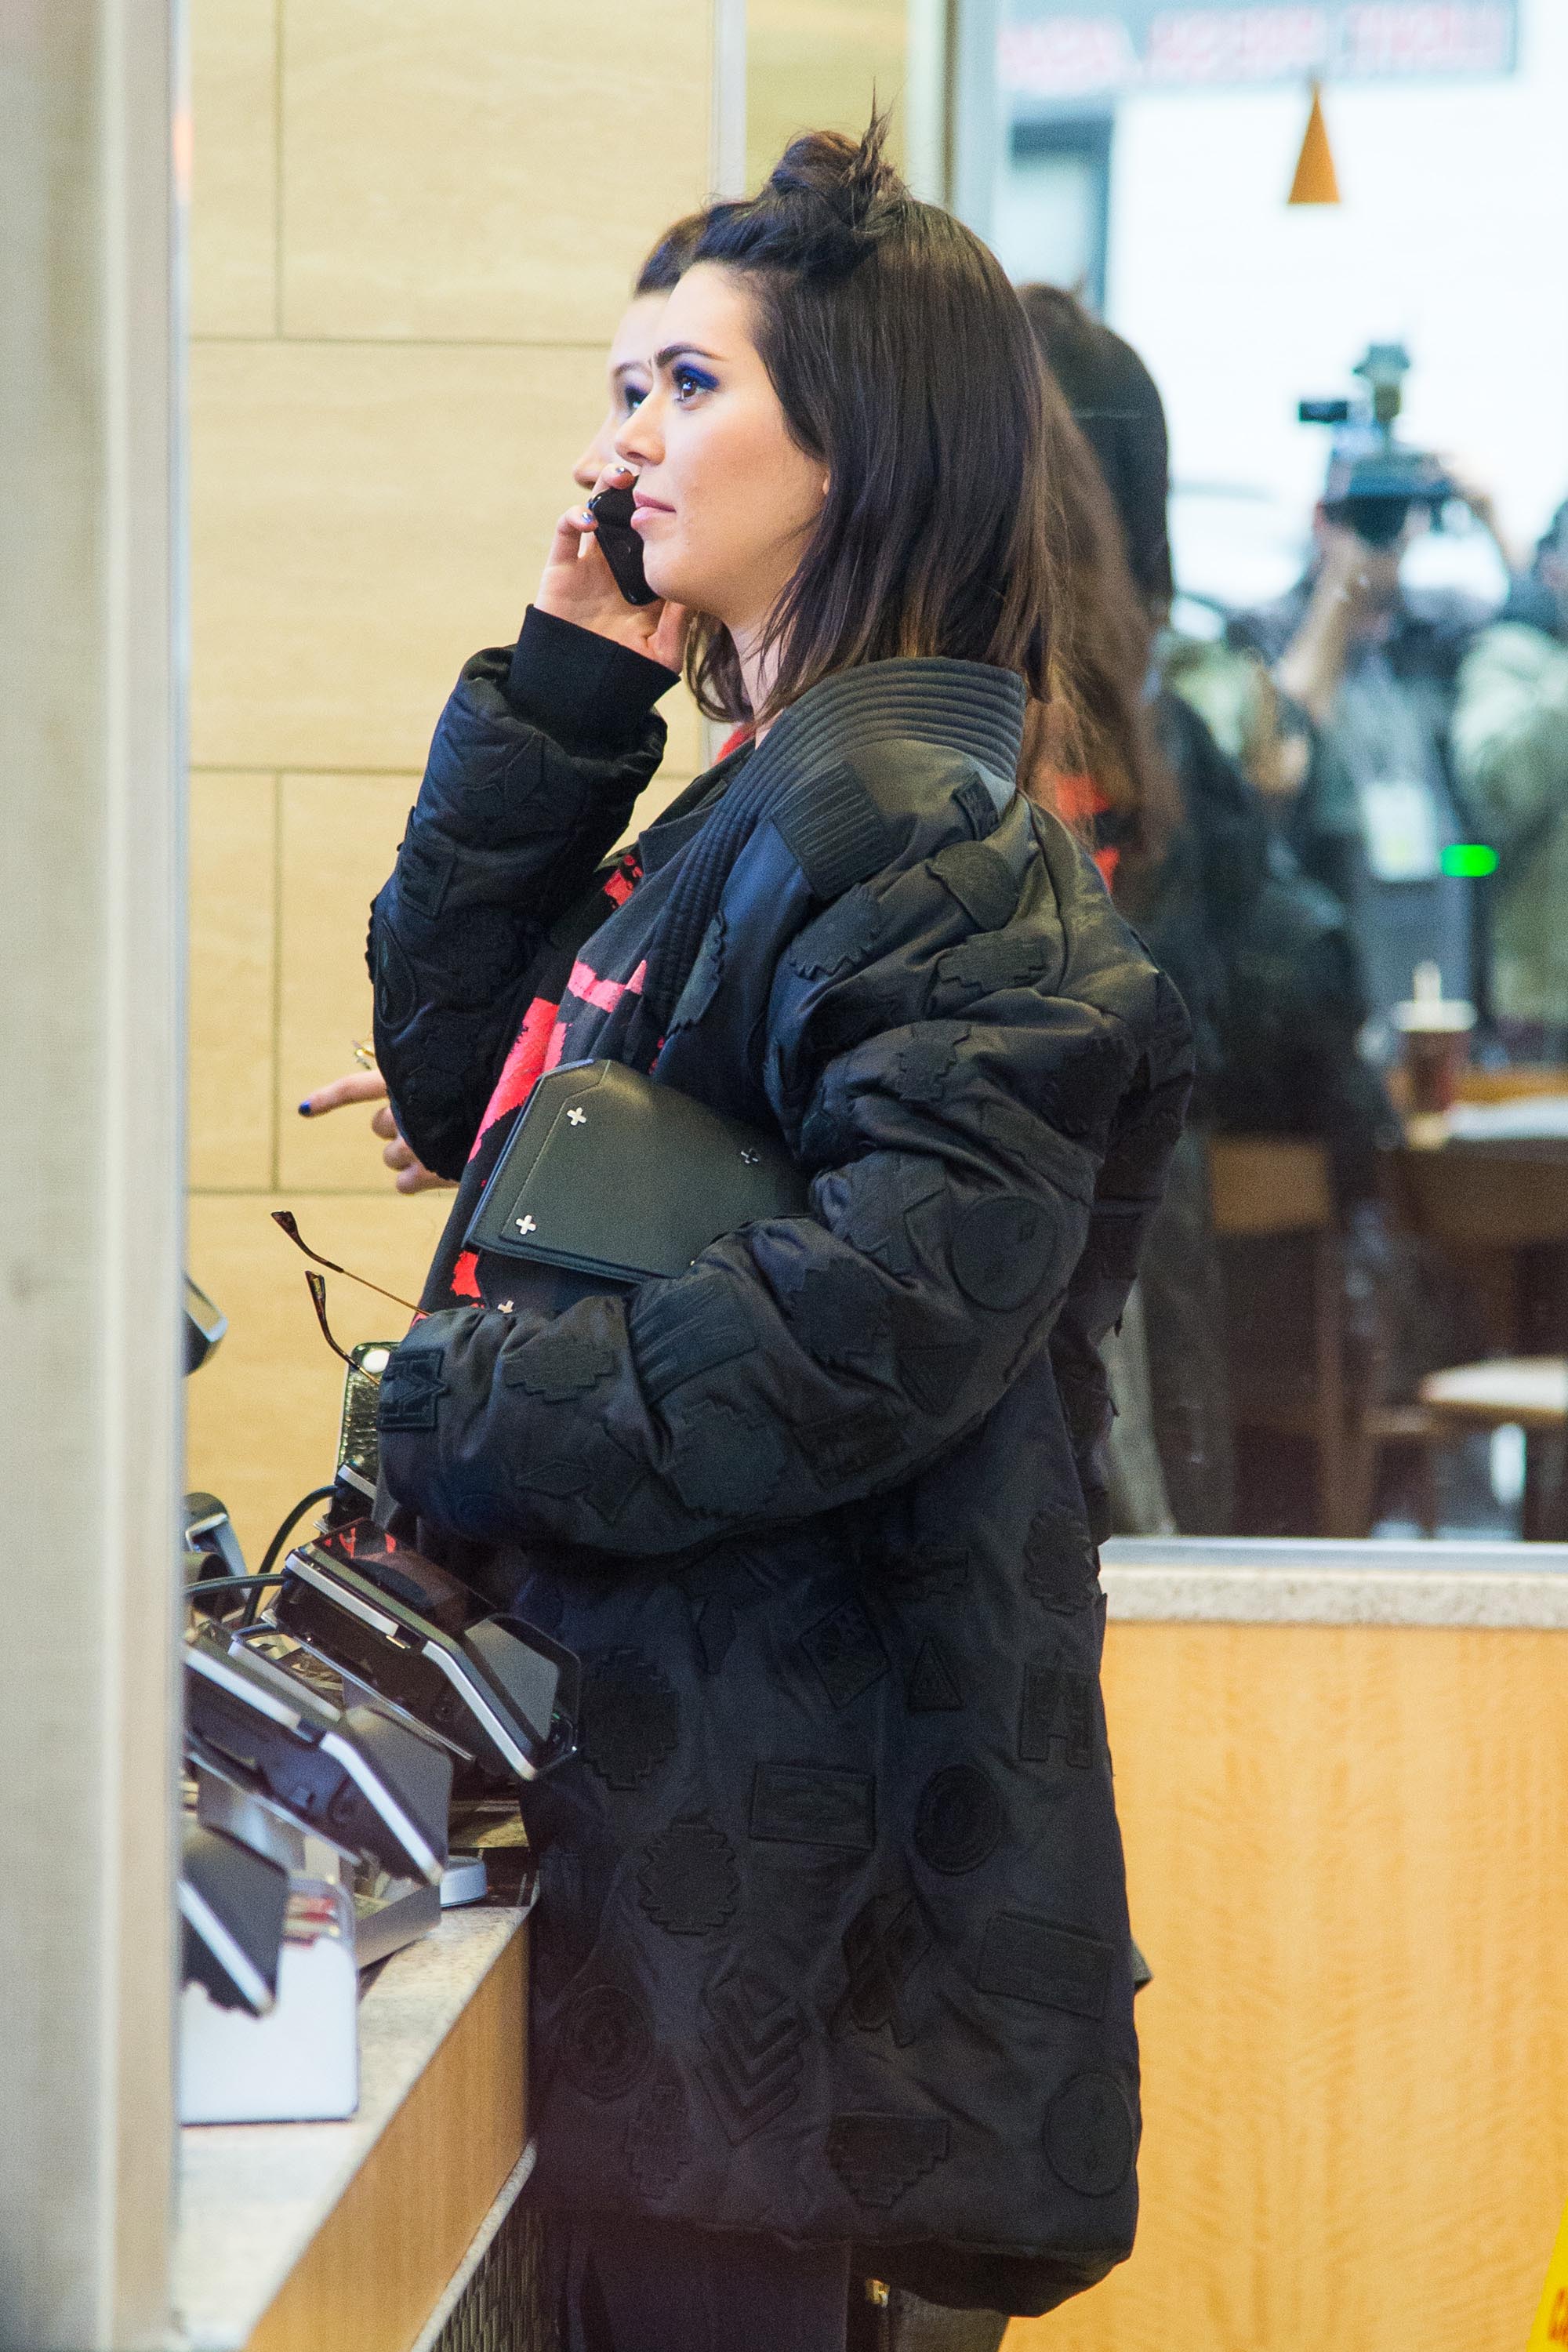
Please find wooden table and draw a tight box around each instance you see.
[1381,1122,1568,1535]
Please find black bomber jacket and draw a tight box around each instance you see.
[368,608,1192,2316]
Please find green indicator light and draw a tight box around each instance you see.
[1443,844,1498,878]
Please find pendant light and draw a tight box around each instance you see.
[1288,81,1341,205]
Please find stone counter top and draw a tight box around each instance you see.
[1101,1537,1568,1628]
[172,1908,525,2352]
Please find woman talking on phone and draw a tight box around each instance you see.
[368,123,1190,2352]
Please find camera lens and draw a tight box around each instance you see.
[1345,495,1410,549]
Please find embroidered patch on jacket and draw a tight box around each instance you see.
[579,1650,680,1791]
[1019,1657,1098,1769]
[894,1028,968,1107]
[749,1763,876,1851]
[953,770,1004,840]
[935,931,1054,1004]
[502,1328,619,1402]
[670,912,726,1031]
[950,1193,1055,1312]
[1022,1505,1099,1614]
[913,1765,1004,1875]
[576,1425,645,1523]
[843,1158,946,1279]
[833,1888,932,2046]
[799,1599,890,1708]
[826,2113,951,2209]
[1044,2072,1136,2198]
[376,1345,447,1432]
[696,1961,808,2144]
[906,1637,964,1714]
[625,2057,696,2198]
[797,1092,860,1167]
[798,1407,903,1488]
[779,1262,889,1374]
[771,760,896,900]
[637,1814,741,1936]
[673,1549,773,1675]
[630,1276,757,1405]
[786,887,884,982]
[930,840,1020,931]
[817,971,924,1058]
[880,1544,971,1603]
[557,1983,654,2103]
[667,1400,788,1516]
[396,833,456,921]
[373,925,418,1031]
[973,1914,1112,2019]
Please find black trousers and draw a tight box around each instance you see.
[554,2213,851,2352]
[550,2215,1011,2352]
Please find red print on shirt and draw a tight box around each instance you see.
[564,956,648,1014]
[470,994,561,1157]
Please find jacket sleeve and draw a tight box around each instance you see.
[1044,985,1196,1538]
[1451,623,1568,849]
[376,778,1194,1559]
[369,608,678,1177]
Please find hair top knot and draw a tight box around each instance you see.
[695,114,908,284]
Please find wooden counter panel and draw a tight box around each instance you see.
[1008,1622,1568,2352]
[249,1926,527,2352]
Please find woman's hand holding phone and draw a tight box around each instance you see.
[536,463,689,673]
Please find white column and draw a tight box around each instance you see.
[950,0,1004,235]
[0,2,183,2345]
[906,0,956,204]
[710,0,749,198]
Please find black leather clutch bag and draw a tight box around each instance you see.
[464,1060,810,1285]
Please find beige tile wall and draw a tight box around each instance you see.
[188,0,713,1558]
[746,0,910,183]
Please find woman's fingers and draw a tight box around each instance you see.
[299,1063,450,1191]
[299,1069,387,1116]
[395,1160,455,1195]
[378,1109,454,1190]
[544,503,597,572]
[649,598,691,673]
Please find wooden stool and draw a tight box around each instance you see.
[1208,1137,1428,1536]
[1417,1357,1568,1538]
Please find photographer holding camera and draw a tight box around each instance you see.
[1230,349,1506,1033]
[1451,497,1568,1057]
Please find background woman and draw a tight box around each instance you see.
[368,125,1191,2352]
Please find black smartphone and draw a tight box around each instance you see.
[586,481,658,606]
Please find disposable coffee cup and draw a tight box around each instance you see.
[1394,960,1474,1142]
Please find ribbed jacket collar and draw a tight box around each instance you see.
[620,659,1025,1065]
[756,656,1026,790]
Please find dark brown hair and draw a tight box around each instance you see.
[1025,352,1178,868]
[1018,283,1174,611]
[635,212,706,297]
[1011,286,1179,870]
[679,120,1062,730]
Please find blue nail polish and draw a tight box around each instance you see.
[297,1101,312,1116]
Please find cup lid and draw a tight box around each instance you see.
[1394,960,1475,1033]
